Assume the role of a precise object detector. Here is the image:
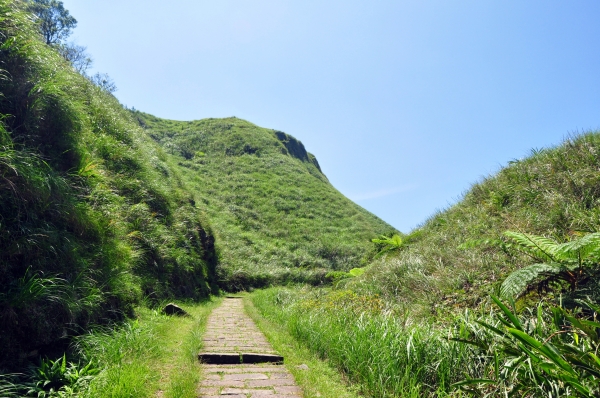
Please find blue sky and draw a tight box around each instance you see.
[63,0,600,232]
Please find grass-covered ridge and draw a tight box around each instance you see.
[135,112,394,290]
[251,132,600,396]
[0,0,216,369]
[345,131,600,314]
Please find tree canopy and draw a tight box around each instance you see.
[27,0,76,45]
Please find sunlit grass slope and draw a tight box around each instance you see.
[0,0,215,369]
[135,112,394,290]
[251,133,600,396]
[349,131,600,314]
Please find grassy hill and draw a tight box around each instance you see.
[348,131,600,314]
[3,0,600,394]
[0,1,216,368]
[251,131,600,397]
[134,112,394,291]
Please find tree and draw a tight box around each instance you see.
[57,43,92,74]
[89,72,117,94]
[26,0,117,94]
[27,0,77,45]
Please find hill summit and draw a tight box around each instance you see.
[135,113,394,291]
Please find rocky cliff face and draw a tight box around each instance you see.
[274,130,323,173]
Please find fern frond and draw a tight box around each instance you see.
[554,232,600,262]
[389,234,403,247]
[500,263,564,299]
[372,234,405,258]
[504,231,559,262]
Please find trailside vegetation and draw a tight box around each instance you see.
[253,131,600,396]
[3,0,600,396]
[345,131,600,314]
[0,0,216,370]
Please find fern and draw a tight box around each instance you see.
[554,232,600,263]
[0,374,21,397]
[503,231,559,262]
[348,267,365,277]
[500,263,563,299]
[371,234,403,247]
[501,231,600,299]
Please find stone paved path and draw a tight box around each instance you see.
[197,298,303,397]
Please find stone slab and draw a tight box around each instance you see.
[198,352,241,364]
[242,353,284,364]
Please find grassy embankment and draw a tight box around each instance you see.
[0,0,216,371]
[135,112,394,290]
[354,132,600,313]
[251,131,600,397]
[0,299,221,397]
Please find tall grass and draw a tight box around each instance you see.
[75,300,220,398]
[251,287,479,397]
[0,300,219,397]
[0,0,216,369]
[252,286,600,397]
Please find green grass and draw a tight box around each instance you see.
[77,299,221,398]
[4,0,600,394]
[243,293,362,398]
[0,299,221,397]
[345,131,600,316]
[135,113,394,290]
[250,287,480,397]
[0,0,216,368]
[250,286,600,397]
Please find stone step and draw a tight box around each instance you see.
[198,352,284,365]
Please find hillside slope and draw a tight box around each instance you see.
[0,1,216,368]
[135,113,394,290]
[350,131,600,314]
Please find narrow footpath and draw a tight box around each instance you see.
[197,297,303,397]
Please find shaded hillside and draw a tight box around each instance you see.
[0,1,215,369]
[349,131,600,314]
[135,113,394,290]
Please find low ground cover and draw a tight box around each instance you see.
[0,299,220,397]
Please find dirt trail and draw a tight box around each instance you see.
[197,297,303,397]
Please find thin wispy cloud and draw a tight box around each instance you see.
[348,184,416,202]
